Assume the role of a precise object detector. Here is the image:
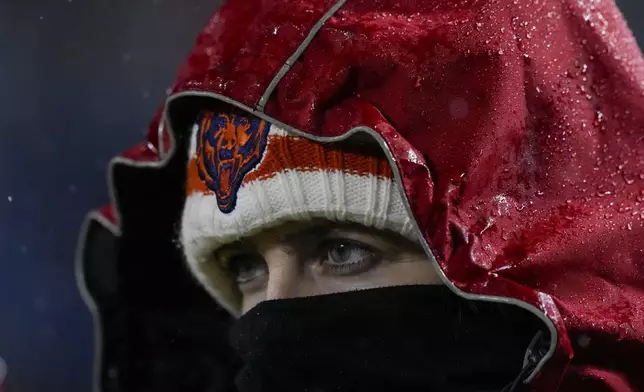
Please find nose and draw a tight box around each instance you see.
[261,245,311,301]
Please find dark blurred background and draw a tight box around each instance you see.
[0,0,642,391]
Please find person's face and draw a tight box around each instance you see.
[213,220,442,314]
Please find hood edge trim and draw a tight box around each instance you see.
[256,0,349,112]
[75,211,120,392]
[75,122,179,392]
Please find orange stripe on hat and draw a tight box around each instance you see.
[187,133,394,196]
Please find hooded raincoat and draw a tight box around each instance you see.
[78,0,644,391]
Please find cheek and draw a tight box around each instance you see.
[241,292,266,314]
[376,260,443,286]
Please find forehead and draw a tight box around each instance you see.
[251,219,333,244]
[222,219,407,251]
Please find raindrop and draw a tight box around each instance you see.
[596,190,612,197]
[578,334,591,348]
[69,184,78,193]
[449,98,469,119]
[523,53,532,65]
[7,196,12,202]
[627,223,633,231]
[593,111,605,129]
[39,15,44,20]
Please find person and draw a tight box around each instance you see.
[79,0,644,391]
[180,109,548,392]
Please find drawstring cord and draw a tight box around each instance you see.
[502,331,549,392]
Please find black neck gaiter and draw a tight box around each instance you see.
[229,285,544,392]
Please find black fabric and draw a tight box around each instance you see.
[82,220,120,302]
[80,219,122,392]
[230,285,545,392]
[81,128,239,392]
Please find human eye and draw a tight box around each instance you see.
[319,239,382,276]
[225,252,268,288]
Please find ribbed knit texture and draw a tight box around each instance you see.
[181,112,415,315]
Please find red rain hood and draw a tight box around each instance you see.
[93,0,644,390]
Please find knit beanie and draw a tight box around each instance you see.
[180,110,416,315]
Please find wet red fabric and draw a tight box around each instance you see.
[99,0,644,390]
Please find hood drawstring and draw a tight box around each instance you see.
[503,331,550,392]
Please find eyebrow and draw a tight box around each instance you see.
[279,221,334,244]
[216,219,409,261]
[215,221,334,258]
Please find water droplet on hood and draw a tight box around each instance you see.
[449,98,469,119]
[523,53,532,65]
[578,334,591,348]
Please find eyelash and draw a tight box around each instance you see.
[317,239,382,276]
[222,238,383,288]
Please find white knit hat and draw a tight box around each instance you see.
[181,110,416,315]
